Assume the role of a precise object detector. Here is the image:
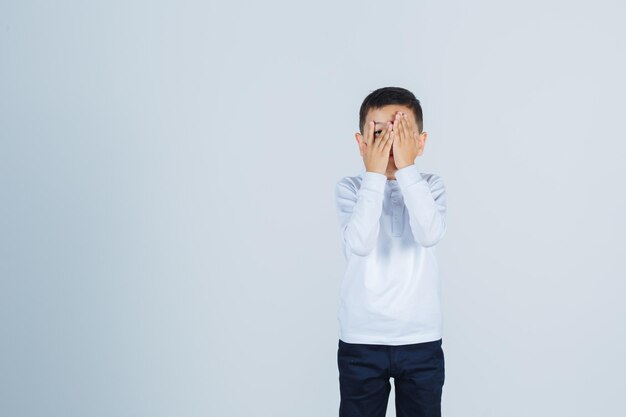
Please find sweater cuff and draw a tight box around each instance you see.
[395,163,425,187]
[361,171,387,194]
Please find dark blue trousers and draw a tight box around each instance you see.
[337,338,445,417]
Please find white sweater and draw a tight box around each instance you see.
[334,163,447,345]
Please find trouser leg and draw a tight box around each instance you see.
[337,339,392,417]
[392,338,445,417]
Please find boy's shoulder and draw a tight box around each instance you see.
[335,171,364,192]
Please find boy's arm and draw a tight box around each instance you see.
[335,172,387,257]
[395,163,447,247]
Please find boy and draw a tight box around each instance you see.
[334,87,447,417]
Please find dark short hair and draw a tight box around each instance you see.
[358,86,423,135]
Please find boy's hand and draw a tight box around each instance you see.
[391,111,424,169]
[359,120,394,175]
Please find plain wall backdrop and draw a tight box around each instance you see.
[1,0,625,416]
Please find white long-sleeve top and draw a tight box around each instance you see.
[334,163,447,345]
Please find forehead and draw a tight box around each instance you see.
[366,104,414,125]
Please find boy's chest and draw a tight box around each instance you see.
[381,189,407,238]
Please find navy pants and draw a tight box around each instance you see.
[337,338,445,417]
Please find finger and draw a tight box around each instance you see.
[383,128,394,152]
[385,124,398,150]
[401,113,414,140]
[385,122,394,149]
[375,124,385,145]
[365,121,374,147]
[405,113,413,140]
[380,122,393,150]
[374,123,386,146]
[373,126,384,153]
[397,113,406,143]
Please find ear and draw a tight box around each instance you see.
[418,131,428,156]
[355,132,365,157]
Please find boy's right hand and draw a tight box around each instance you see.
[359,121,394,175]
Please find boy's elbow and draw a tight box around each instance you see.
[414,222,447,248]
[345,235,376,256]
[416,236,442,248]
[349,245,376,256]
[342,223,378,257]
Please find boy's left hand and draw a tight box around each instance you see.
[392,111,424,169]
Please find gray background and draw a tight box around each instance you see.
[1,0,625,416]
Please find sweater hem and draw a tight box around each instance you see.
[338,331,442,346]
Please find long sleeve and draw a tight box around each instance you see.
[395,163,447,247]
[334,172,387,258]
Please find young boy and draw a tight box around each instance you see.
[334,87,447,417]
